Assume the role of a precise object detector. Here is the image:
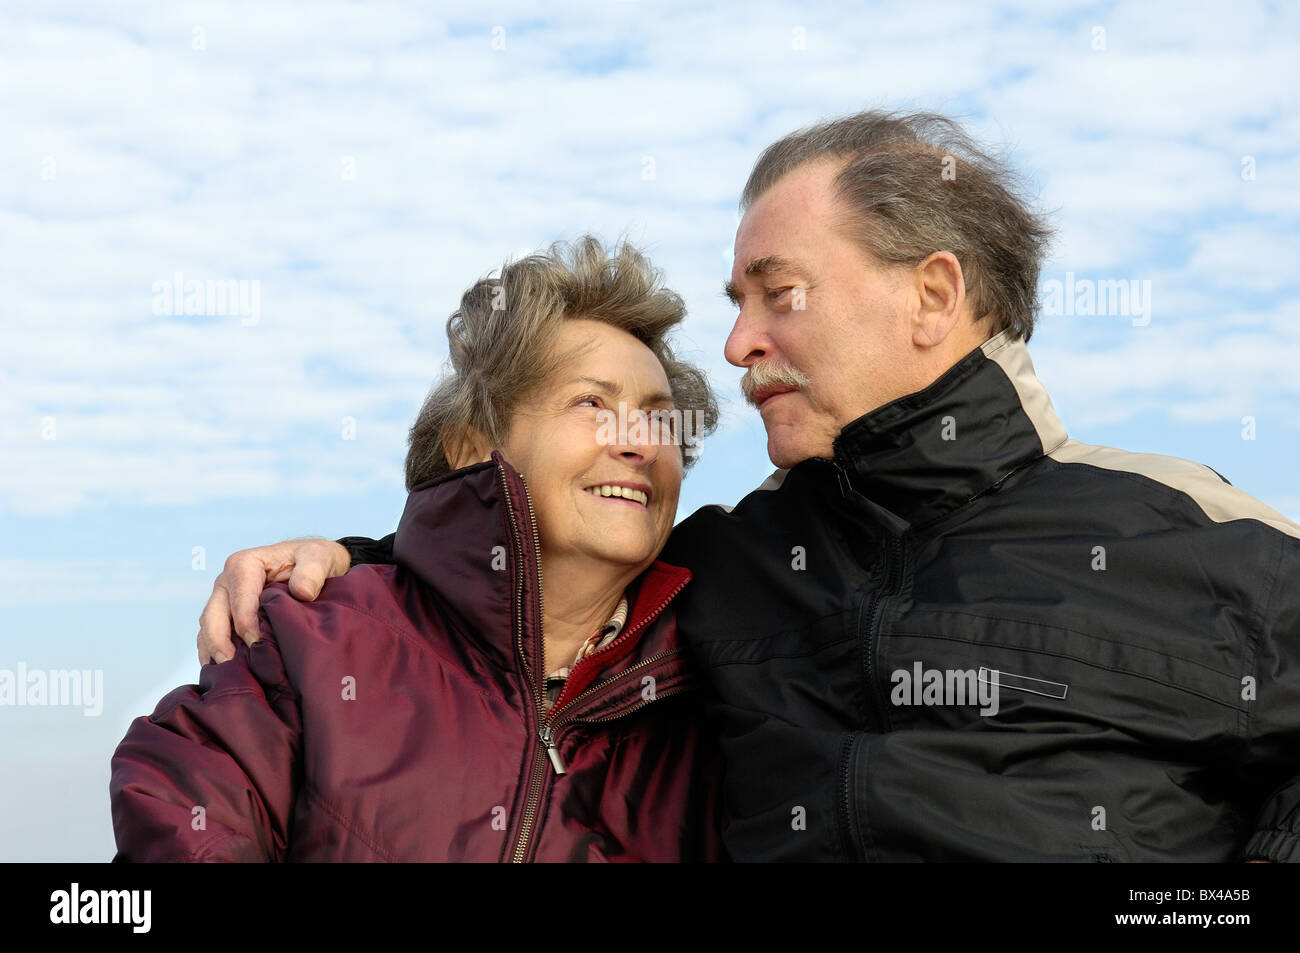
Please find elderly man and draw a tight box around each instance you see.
[200,111,1300,862]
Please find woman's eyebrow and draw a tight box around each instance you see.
[572,375,620,396]
[572,376,674,406]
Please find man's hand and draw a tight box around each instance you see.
[197,539,351,664]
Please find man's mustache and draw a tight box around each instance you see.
[741,361,812,406]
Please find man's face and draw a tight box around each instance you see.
[724,159,919,468]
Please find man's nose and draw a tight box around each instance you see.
[724,305,769,368]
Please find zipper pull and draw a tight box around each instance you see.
[834,460,854,499]
[539,725,566,775]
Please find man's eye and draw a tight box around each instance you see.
[766,287,791,301]
[575,396,601,408]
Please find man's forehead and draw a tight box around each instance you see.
[739,159,842,229]
[731,174,841,275]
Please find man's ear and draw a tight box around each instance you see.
[909,251,967,348]
[444,427,494,471]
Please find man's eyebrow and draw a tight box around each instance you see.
[744,255,809,279]
[723,256,811,304]
[572,376,674,406]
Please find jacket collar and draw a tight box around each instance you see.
[829,329,1069,530]
[391,452,692,691]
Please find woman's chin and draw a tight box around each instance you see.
[581,537,662,572]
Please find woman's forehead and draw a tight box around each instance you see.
[548,321,673,396]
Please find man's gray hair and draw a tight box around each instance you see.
[741,110,1054,341]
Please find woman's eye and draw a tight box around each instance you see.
[649,409,679,435]
[575,396,601,408]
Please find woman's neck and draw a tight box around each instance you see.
[538,554,640,676]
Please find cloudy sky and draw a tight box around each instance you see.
[2,0,1297,859]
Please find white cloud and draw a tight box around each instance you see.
[2,0,1296,520]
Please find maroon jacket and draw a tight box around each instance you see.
[110,455,724,861]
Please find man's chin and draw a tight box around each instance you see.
[766,435,831,470]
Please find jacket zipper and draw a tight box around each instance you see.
[548,572,689,719]
[501,462,690,863]
[552,649,687,726]
[513,650,691,862]
[836,460,904,733]
[540,574,693,763]
[497,464,551,864]
[836,732,859,862]
[860,533,902,733]
[838,459,903,863]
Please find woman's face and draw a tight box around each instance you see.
[499,318,684,573]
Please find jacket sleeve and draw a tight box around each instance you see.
[336,533,396,568]
[1241,534,1300,862]
[110,620,302,862]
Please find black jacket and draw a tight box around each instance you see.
[345,329,1300,862]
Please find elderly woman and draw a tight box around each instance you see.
[110,237,722,862]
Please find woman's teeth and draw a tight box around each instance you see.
[586,485,648,506]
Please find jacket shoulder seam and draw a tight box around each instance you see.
[1048,441,1300,541]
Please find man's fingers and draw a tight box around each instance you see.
[197,630,228,666]
[285,540,348,602]
[198,584,235,664]
[195,540,345,665]
[228,555,274,646]
[286,562,328,602]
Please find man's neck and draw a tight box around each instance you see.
[909,323,995,398]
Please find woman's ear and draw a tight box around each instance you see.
[444,428,494,470]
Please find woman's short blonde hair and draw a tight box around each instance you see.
[405,236,719,490]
